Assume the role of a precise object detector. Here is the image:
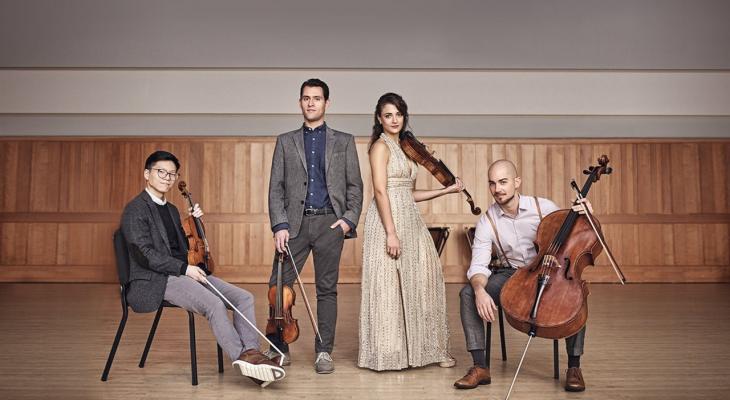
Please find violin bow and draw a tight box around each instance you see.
[285,243,323,343]
[570,179,627,284]
[200,278,287,372]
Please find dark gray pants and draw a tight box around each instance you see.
[267,213,345,354]
[459,267,585,358]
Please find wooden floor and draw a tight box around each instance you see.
[1,283,729,400]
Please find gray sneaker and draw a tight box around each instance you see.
[263,348,291,366]
[314,352,334,374]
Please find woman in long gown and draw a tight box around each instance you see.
[358,92,464,371]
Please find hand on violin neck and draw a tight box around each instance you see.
[274,229,290,254]
[571,198,594,215]
[445,177,465,194]
[188,203,204,218]
[185,265,208,283]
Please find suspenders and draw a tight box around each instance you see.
[485,210,512,269]
[484,196,542,269]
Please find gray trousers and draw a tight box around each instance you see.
[267,213,345,354]
[164,275,259,361]
[459,267,586,357]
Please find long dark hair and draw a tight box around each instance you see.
[368,92,409,152]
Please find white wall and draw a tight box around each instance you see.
[1,0,729,137]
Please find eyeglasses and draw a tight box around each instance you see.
[150,168,179,180]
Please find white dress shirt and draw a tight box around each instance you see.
[145,188,167,205]
[466,194,559,281]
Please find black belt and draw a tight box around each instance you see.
[303,207,335,216]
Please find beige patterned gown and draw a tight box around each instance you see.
[358,133,450,371]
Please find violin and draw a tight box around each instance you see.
[265,253,300,344]
[177,181,215,275]
[499,155,625,399]
[399,131,481,215]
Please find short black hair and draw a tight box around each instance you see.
[144,150,180,171]
[300,78,329,100]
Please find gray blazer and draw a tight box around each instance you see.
[268,125,364,239]
[120,191,188,313]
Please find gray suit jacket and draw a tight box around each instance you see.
[120,191,188,313]
[268,125,364,239]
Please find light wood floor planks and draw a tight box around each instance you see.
[0,283,729,399]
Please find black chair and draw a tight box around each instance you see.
[101,229,224,385]
[464,227,559,379]
[428,226,451,257]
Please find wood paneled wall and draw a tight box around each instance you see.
[1,137,728,283]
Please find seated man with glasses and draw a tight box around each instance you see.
[120,150,285,387]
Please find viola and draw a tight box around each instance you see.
[177,181,215,275]
[399,131,481,215]
[266,253,300,344]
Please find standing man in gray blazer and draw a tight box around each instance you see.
[266,78,364,374]
[121,150,285,387]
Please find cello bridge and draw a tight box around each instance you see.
[542,255,562,269]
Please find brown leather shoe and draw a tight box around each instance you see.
[565,367,586,392]
[454,366,491,389]
[238,349,273,365]
[233,349,286,387]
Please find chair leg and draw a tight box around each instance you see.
[101,307,128,381]
[498,307,507,361]
[139,306,164,368]
[485,321,492,368]
[217,344,224,373]
[553,339,559,380]
[188,311,198,386]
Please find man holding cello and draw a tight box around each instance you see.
[455,159,591,392]
[120,150,285,387]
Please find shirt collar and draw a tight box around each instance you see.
[518,194,530,211]
[303,122,326,134]
[145,188,167,205]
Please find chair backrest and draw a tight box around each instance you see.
[465,227,476,248]
[464,226,502,269]
[113,229,131,286]
[428,226,450,257]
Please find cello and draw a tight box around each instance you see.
[399,130,481,215]
[499,155,626,399]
